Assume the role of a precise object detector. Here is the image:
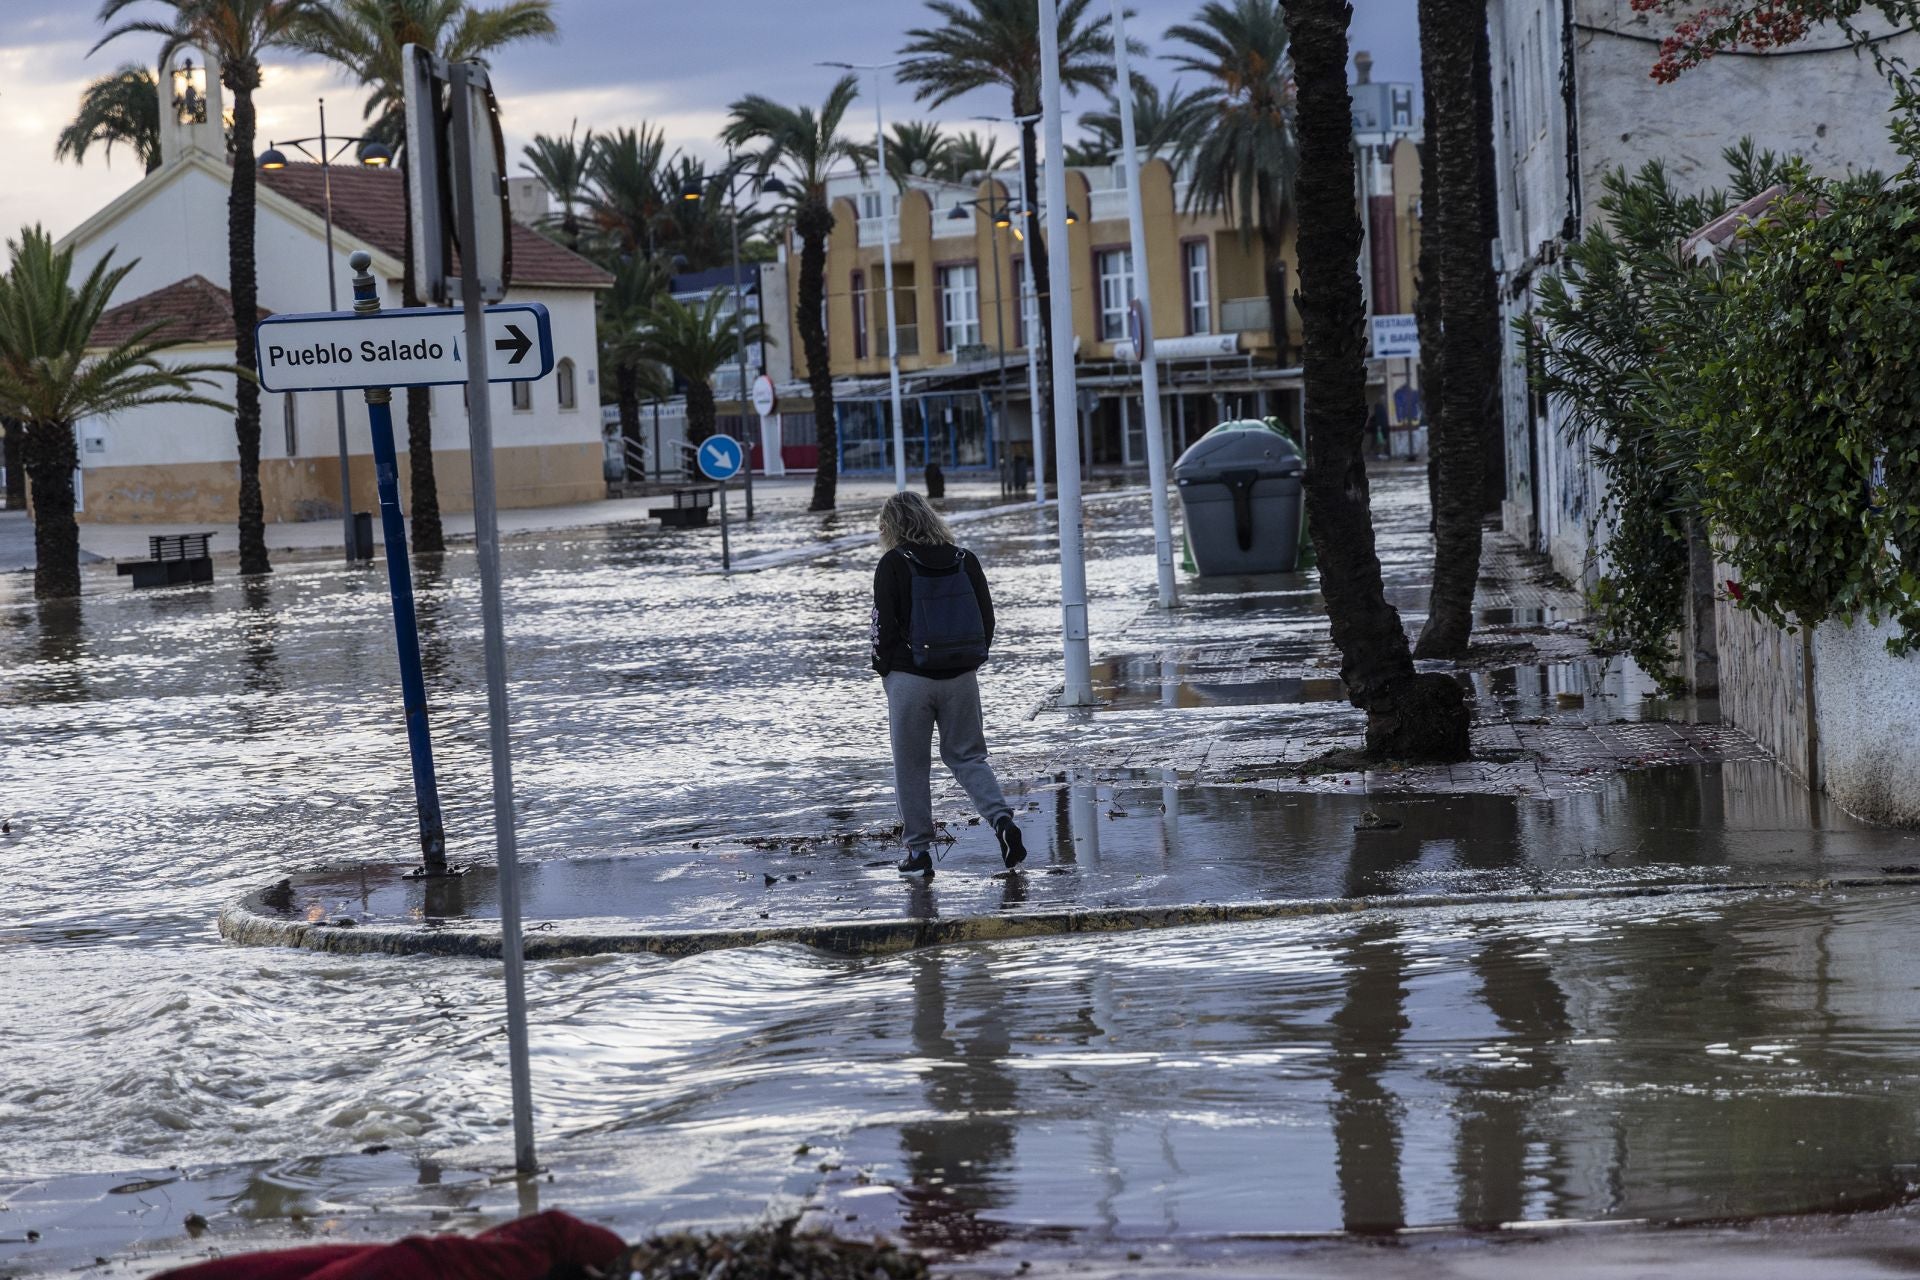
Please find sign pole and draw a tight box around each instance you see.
[719,480,731,572]
[449,60,537,1178]
[349,251,446,873]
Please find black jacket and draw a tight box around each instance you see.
[871,543,995,678]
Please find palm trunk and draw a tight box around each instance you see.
[796,198,838,511]
[399,178,446,553]
[25,420,81,600]
[2,417,25,508]
[225,65,270,577]
[616,361,641,476]
[1020,117,1058,481]
[1415,76,1442,509]
[1283,0,1470,761]
[1414,0,1491,659]
[686,378,717,445]
[1474,16,1505,513]
[1262,224,1290,360]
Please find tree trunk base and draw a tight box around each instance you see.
[1364,671,1471,761]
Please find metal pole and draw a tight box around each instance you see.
[1109,0,1178,610]
[448,62,537,1178]
[319,99,356,563]
[349,251,445,871]
[728,149,755,520]
[719,481,731,571]
[1039,0,1092,706]
[1016,129,1047,505]
[987,203,1010,484]
[873,72,908,492]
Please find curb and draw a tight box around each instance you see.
[217,874,1920,962]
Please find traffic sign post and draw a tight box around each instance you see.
[697,434,745,572]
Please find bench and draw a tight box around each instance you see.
[648,487,716,528]
[116,532,215,588]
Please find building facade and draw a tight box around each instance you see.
[59,48,611,524]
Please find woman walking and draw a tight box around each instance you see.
[870,491,1027,877]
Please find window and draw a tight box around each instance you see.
[1096,247,1134,341]
[937,263,980,351]
[282,393,297,456]
[851,270,868,358]
[860,191,882,220]
[1184,240,1212,335]
[556,358,577,410]
[512,380,531,411]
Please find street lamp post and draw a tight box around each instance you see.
[259,102,393,564]
[977,113,1049,506]
[822,60,908,492]
[946,194,1017,486]
[682,158,788,520]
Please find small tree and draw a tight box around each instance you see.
[0,229,229,598]
[55,64,164,174]
[522,120,595,251]
[637,291,770,447]
[598,253,666,467]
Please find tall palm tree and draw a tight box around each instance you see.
[521,119,594,250]
[55,64,164,174]
[1079,79,1206,163]
[899,0,1119,464]
[289,0,557,555]
[0,228,230,599]
[585,124,674,261]
[1167,0,1299,357]
[938,129,1013,181]
[656,155,761,273]
[637,291,771,448]
[1281,0,1468,760]
[1413,0,1497,658]
[723,75,872,512]
[96,0,328,578]
[887,120,949,186]
[597,254,666,473]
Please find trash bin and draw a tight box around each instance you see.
[1174,419,1306,575]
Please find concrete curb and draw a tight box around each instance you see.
[217,874,1920,962]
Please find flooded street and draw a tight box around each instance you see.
[7,471,1920,1273]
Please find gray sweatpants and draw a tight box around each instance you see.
[883,669,1013,851]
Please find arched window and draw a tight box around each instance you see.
[556,358,577,410]
[512,380,531,412]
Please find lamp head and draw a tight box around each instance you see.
[948,203,971,221]
[258,146,288,170]
[680,179,704,202]
[1065,207,1079,225]
[760,176,788,196]
[358,141,393,167]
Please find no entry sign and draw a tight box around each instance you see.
[256,303,553,393]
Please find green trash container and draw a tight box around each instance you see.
[1174,419,1306,575]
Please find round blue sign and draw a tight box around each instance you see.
[697,433,745,481]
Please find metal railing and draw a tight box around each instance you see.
[875,323,921,358]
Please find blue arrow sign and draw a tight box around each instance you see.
[697,433,745,482]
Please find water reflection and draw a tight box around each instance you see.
[1329,921,1409,1233]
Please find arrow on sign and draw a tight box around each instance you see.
[493,323,532,365]
[704,441,729,467]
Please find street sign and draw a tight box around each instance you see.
[402,45,450,305]
[1370,313,1420,359]
[697,433,745,482]
[1126,297,1151,351]
[401,45,511,305]
[751,374,778,418]
[255,303,553,392]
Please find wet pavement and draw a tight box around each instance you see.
[9,467,1920,1275]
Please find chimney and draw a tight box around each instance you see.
[1353,50,1373,84]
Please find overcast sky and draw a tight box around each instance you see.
[5,0,1420,243]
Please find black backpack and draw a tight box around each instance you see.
[901,547,988,668]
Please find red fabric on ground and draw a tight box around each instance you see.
[156,1210,626,1280]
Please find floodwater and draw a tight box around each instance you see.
[6,471,1920,1273]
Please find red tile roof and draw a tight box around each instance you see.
[259,162,613,290]
[91,274,265,348]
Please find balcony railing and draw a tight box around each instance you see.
[1088,187,1130,223]
[1220,296,1272,334]
[857,214,898,246]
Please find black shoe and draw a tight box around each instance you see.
[897,849,934,876]
[995,817,1027,870]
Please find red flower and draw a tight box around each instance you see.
[1725,579,1746,601]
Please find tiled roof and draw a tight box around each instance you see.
[260,162,613,290]
[1681,184,1789,262]
[91,274,265,347]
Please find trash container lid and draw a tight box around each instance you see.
[1174,419,1303,481]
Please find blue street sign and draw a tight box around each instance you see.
[697,433,745,482]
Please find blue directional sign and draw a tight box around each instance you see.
[697,433,745,482]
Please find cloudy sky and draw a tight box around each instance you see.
[5,0,1420,241]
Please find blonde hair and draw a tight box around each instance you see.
[877,490,955,551]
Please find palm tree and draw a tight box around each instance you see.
[656,156,762,273]
[597,254,667,474]
[1079,79,1206,162]
[0,228,230,599]
[96,0,327,578]
[887,120,949,186]
[1167,0,1299,357]
[521,119,594,250]
[938,129,1013,181]
[586,124,674,261]
[637,291,771,448]
[1412,0,1496,659]
[899,0,1119,464]
[723,75,872,512]
[288,0,557,556]
[55,64,164,174]
[1280,0,1469,760]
